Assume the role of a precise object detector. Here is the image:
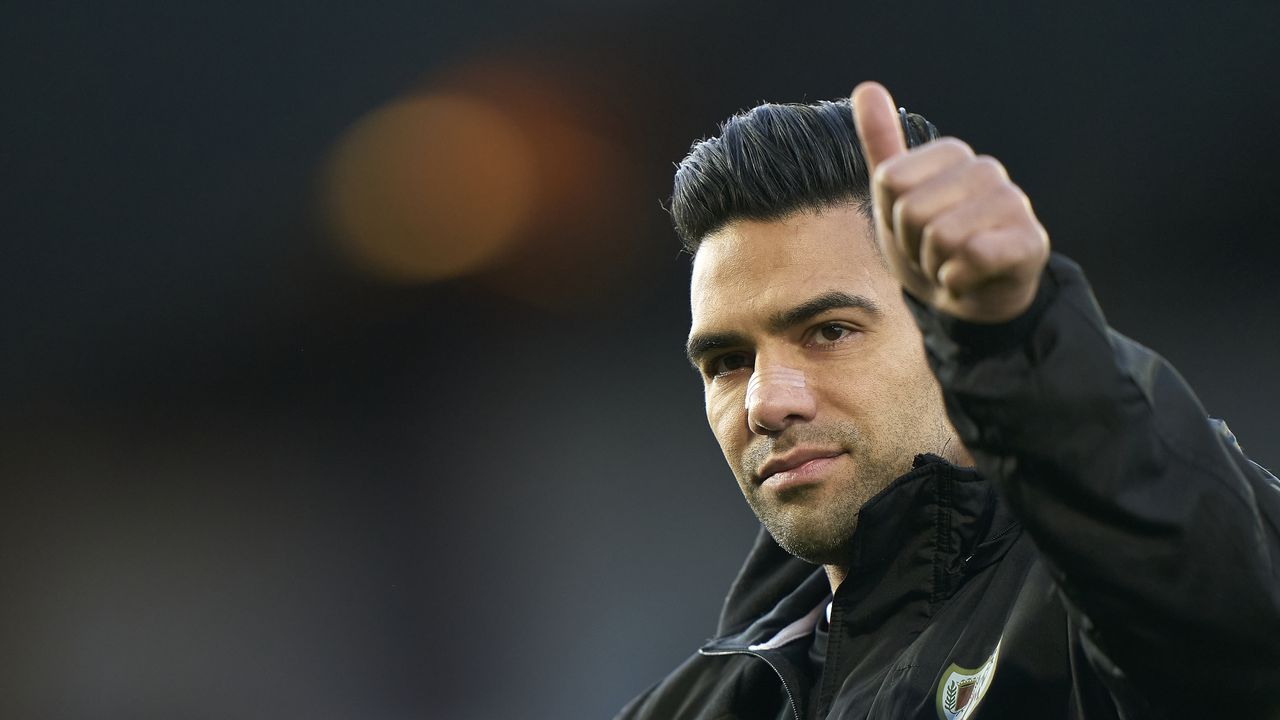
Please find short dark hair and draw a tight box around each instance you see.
[669,98,935,254]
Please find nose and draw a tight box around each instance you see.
[745,365,816,435]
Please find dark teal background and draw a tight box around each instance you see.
[3,2,1277,717]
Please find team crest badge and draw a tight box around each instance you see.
[935,640,1001,720]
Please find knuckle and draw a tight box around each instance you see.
[1033,223,1051,251]
[972,155,1009,182]
[1016,225,1051,259]
[878,160,910,193]
[976,228,1043,274]
[994,182,1029,211]
[957,234,1000,270]
[936,137,975,158]
[906,138,972,173]
[923,216,963,250]
[895,191,929,230]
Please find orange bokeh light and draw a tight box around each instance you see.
[325,94,536,282]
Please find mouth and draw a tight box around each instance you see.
[756,448,846,489]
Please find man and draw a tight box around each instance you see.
[616,82,1280,719]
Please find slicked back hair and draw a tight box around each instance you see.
[669,98,873,255]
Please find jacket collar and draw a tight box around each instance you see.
[703,454,1019,653]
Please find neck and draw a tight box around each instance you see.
[941,434,976,468]
[824,564,848,594]
[822,444,972,596]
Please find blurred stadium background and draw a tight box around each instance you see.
[3,2,1278,718]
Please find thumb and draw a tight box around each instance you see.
[851,81,907,172]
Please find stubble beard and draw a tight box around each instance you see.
[739,425,908,567]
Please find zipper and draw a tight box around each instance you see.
[698,648,801,720]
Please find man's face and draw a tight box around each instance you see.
[687,205,961,566]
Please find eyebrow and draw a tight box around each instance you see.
[766,291,882,333]
[685,291,883,366]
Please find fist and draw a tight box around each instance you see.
[851,82,1050,324]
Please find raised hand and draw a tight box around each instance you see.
[851,82,1050,324]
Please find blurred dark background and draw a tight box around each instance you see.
[3,2,1277,718]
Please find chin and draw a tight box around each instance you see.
[773,536,849,566]
[762,510,859,566]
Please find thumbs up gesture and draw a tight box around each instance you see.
[851,82,1050,324]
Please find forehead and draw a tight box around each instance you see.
[689,207,891,325]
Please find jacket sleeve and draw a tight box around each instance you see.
[907,253,1280,716]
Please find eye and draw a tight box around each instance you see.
[706,352,751,378]
[808,323,857,347]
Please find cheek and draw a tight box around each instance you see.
[705,385,748,454]
[817,346,930,421]
[867,339,947,424]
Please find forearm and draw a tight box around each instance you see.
[909,253,1280,706]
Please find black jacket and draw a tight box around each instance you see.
[617,256,1280,719]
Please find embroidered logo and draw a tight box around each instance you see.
[935,640,1001,720]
